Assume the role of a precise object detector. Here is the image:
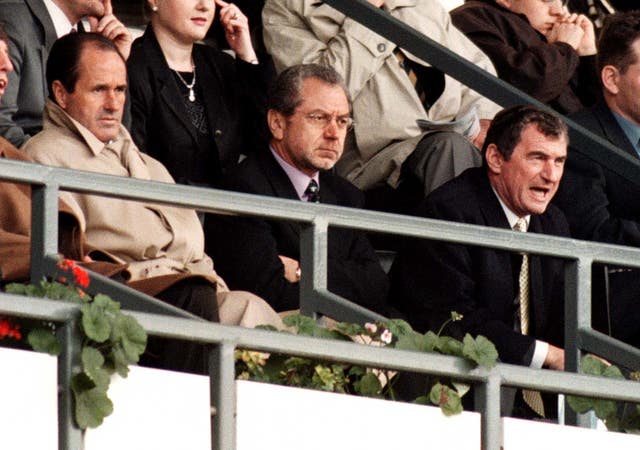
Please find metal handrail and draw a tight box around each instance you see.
[1,157,640,450]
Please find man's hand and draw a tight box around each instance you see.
[470,119,491,150]
[544,344,565,370]
[546,14,584,51]
[88,0,133,60]
[216,0,258,63]
[278,255,301,283]
[575,14,597,56]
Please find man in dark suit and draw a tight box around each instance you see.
[205,64,389,315]
[391,105,569,391]
[553,11,640,348]
[0,0,131,146]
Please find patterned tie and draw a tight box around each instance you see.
[304,179,319,203]
[513,218,545,418]
[394,48,428,108]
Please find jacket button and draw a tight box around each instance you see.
[214,129,223,137]
[377,43,386,53]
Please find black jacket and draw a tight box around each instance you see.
[204,149,390,314]
[127,25,269,187]
[390,168,569,365]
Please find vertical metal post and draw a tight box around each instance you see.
[210,341,237,450]
[564,257,593,427]
[299,217,329,318]
[31,184,60,283]
[476,373,502,450]
[57,316,83,450]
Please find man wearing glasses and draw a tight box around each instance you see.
[452,0,599,115]
[205,64,391,315]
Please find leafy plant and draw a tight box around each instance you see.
[236,311,498,416]
[567,355,640,433]
[3,259,147,429]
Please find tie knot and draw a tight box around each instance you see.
[513,218,527,232]
[304,179,319,203]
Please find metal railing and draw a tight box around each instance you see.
[1,157,640,450]
[2,1,640,449]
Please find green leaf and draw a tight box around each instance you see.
[73,385,114,429]
[115,314,147,364]
[82,347,110,390]
[436,336,464,357]
[27,328,61,355]
[283,314,318,335]
[110,345,130,377]
[429,382,463,416]
[93,294,120,313]
[334,322,365,336]
[593,399,618,420]
[354,372,382,397]
[395,331,437,353]
[567,395,594,414]
[462,334,498,369]
[81,302,111,343]
[413,395,430,405]
[382,319,415,338]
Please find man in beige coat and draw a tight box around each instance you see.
[263,0,501,209]
[23,32,282,373]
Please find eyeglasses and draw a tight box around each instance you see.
[297,111,354,131]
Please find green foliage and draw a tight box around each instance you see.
[27,327,61,355]
[567,355,640,433]
[236,312,499,416]
[462,334,499,369]
[4,261,147,430]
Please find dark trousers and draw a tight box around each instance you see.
[142,277,219,374]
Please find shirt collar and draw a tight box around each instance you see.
[43,0,77,37]
[270,146,319,201]
[611,110,640,158]
[44,99,130,157]
[491,185,530,230]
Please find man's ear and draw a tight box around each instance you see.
[267,109,285,140]
[494,0,512,10]
[51,80,69,109]
[485,143,503,175]
[601,65,620,96]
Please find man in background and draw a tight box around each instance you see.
[0,0,131,146]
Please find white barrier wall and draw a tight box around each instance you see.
[2,347,639,450]
[0,347,58,450]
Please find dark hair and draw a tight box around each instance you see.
[46,32,124,102]
[482,105,568,162]
[267,63,350,115]
[598,11,640,74]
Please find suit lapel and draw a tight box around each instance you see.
[142,27,200,145]
[594,101,639,160]
[256,150,305,240]
[194,46,227,157]
[25,0,57,48]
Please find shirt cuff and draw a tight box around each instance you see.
[530,340,549,369]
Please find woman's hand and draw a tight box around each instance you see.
[89,0,133,60]
[216,0,258,63]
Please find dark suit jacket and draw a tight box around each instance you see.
[127,25,269,187]
[390,168,569,365]
[204,149,390,313]
[554,101,640,245]
[553,101,640,346]
[0,0,56,146]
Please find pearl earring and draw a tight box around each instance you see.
[152,5,158,11]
